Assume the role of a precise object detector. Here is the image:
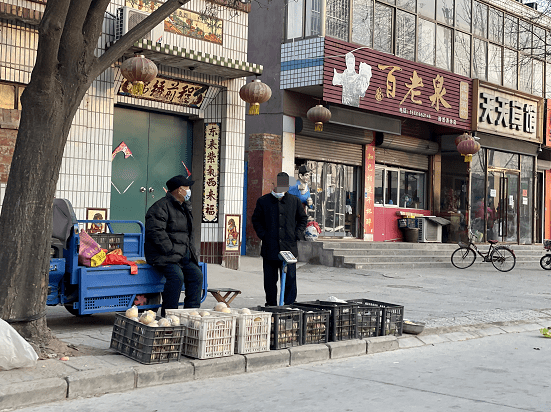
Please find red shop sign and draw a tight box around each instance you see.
[323,38,473,130]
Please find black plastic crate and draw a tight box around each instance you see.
[356,305,383,338]
[90,233,124,252]
[290,305,330,345]
[347,299,404,336]
[251,306,303,350]
[397,218,418,229]
[293,301,358,341]
[110,313,184,364]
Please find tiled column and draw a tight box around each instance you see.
[246,133,282,256]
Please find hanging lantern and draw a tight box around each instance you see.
[457,137,481,162]
[307,105,332,131]
[120,55,158,95]
[239,79,272,115]
[455,132,470,146]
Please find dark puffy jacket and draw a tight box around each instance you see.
[144,192,198,266]
[251,192,308,260]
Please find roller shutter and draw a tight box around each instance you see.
[375,147,429,170]
[295,135,363,166]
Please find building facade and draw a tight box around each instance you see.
[0,0,261,265]
[246,0,551,247]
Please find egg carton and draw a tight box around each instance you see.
[229,309,271,354]
[110,313,184,364]
[166,309,237,359]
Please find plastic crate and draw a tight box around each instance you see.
[251,306,303,350]
[347,299,404,336]
[356,305,382,338]
[109,313,184,364]
[166,309,236,359]
[90,233,124,252]
[290,305,330,345]
[293,301,358,341]
[230,309,271,354]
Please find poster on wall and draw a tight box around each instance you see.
[224,215,240,252]
[86,208,107,234]
[202,123,221,223]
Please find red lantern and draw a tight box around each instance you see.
[239,79,272,115]
[457,138,480,162]
[307,105,332,131]
[455,133,470,146]
[121,55,158,95]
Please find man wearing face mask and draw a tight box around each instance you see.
[144,175,203,316]
[252,172,308,306]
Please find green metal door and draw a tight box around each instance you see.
[111,107,192,229]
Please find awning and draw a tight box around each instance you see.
[109,39,263,80]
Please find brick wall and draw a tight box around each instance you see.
[246,133,282,256]
[0,109,20,183]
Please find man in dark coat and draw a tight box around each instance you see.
[252,172,308,306]
[144,175,203,316]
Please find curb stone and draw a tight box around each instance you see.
[3,317,551,411]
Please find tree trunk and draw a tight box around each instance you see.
[0,0,190,341]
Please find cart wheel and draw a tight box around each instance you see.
[540,254,551,270]
[64,303,92,317]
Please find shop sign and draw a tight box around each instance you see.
[473,81,543,142]
[364,138,375,241]
[119,76,209,108]
[323,38,472,130]
[202,123,221,223]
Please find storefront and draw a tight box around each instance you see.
[320,37,473,242]
[463,81,543,244]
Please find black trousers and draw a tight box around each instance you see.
[263,259,297,306]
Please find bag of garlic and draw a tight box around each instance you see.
[0,318,39,370]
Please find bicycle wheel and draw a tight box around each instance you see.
[540,254,551,270]
[451,247,476,269]
[490,246,516,272]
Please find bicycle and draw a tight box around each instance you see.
[451,230,516,272]
[540,240,551,270]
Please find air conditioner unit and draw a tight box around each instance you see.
[115,7,165,43]
[417,218,442,243]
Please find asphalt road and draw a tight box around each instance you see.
[14,330,551,412]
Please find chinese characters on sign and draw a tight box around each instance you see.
[324,39,472,129]
[202,123,221,223]
[475,83,542,141]
[364,138,376,241]
[119,76,208,108]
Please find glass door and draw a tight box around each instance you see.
[487,169,519,243]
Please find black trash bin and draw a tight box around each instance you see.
[403,227,419,243]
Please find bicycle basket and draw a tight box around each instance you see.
[457,241,470,248]
[544,240,551,249]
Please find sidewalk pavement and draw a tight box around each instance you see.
[2,256,551,411]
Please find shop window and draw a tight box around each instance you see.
[436,25,452,71]
[519,20,532,53]
[533,26,545,60]
[397,0,416,12]
[417,19,435,65]
[547,30,551,63]
[503,15,518,50]
[326,0,350,41]
[533,59,544,97]
[375,166,426,209]
[286,0,322,40]
[487,149,518,170]
[396,10,416,60]
[454,31,471,77]
[487,44,502,85]
[418,0,435,19]
[352,0,373,47]
[546,62,551,99]
[472,38,487,80]
[519,155,533,244]
[472,1,487,39]
[373,2,393,53]
[436,0,453,25]
[503,49,518,90]
[518,55,532,94]
[488,8,503,44]
[455,0,471,33]
[441,147,470,243]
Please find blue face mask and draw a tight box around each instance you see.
[184,189,191,201]
[272,190,285,199]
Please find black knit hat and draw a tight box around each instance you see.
[166,175,194,192]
